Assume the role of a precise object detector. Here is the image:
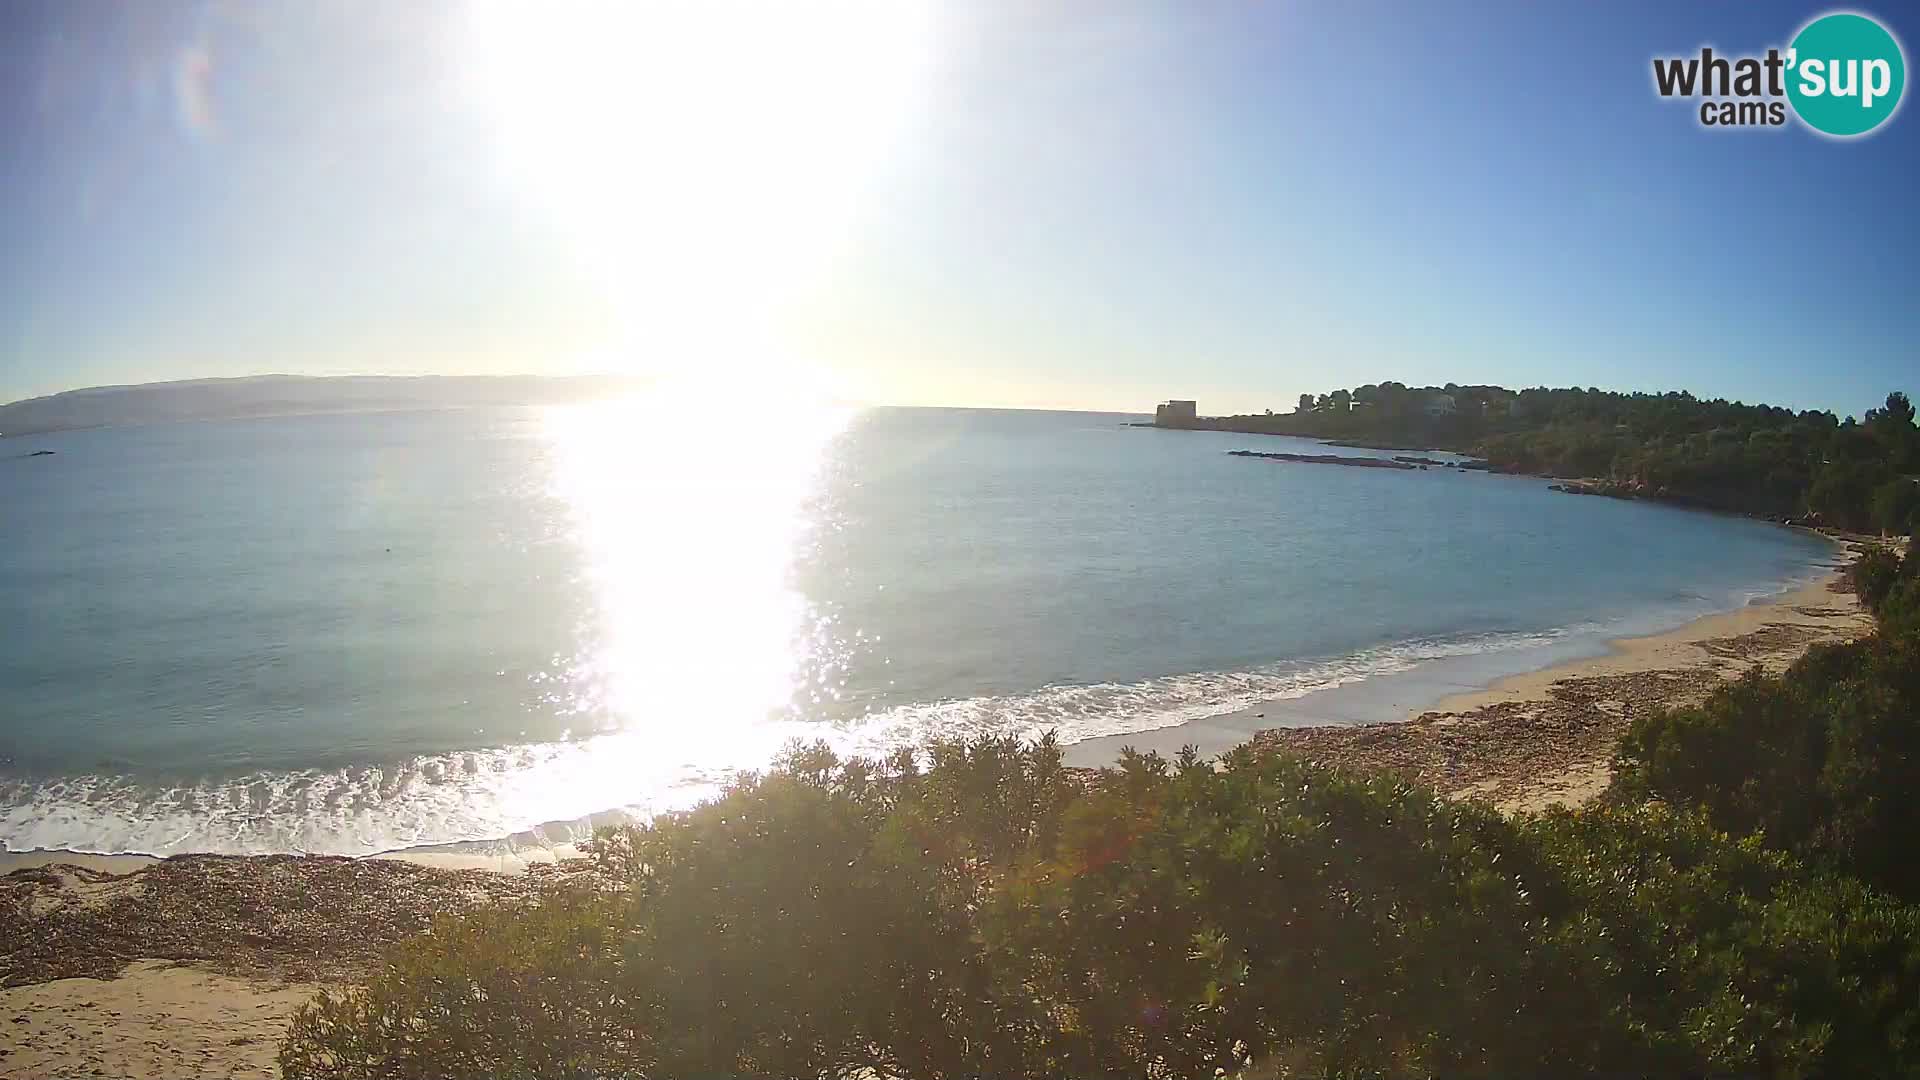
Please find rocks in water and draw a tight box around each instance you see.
[1548,479,1638,499]
[1228,449,1417,470]
[27,450,54,457]
[1228,449,1495,473]
[1391,455,1490,470]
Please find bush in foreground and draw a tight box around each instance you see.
[1850,543,1907,613]
[1615,561,1920,901]
[281,738,1920,1079]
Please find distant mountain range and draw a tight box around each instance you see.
[0,374,650,437]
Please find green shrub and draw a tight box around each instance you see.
[276,888,635,1079]
[282,738,1073,1080]
[1881,574,1920,640]
[1810,460,1897,532]
[281,738,1920,1078]
[1613,656,1843,852]
[1851,544,1907,613]
[1615,629,1920,901]
[1522,804,1920,1076]
[1809,633,1920,895]
[1871,478,1920,535]
[1867,541,1920,638]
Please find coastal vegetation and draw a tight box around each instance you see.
[281,544,1920,1079]
[1616,540,1920,900]
[1186,384,1920,533]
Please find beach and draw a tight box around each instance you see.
[1249,569,1871,813]
[1065,556,1872,811]
[0,556,1878,1077]
[0,855,573,1078]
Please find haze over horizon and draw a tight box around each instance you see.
[3,1,1915,418]
[0,371,1905,425]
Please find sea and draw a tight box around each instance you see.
[0,401,1835,856]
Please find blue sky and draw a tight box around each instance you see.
[2,1,1915,416]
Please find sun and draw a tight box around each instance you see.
[461,0,935,381]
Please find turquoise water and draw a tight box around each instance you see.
[0,402,1832,855]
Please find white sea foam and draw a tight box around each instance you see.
[0,406,1841,861]
[1,622,1622,858]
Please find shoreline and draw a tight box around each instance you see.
[3,536,1861,876]
[0,546,1879,1078]
[1257,569,1870,812]
[1064,547,1870,811]
[1147,421,1844,531]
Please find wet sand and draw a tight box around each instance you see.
[1066,566,1871,813]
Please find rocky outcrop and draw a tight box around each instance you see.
[1548,478,1638,499]
[1228,450,1417,469]
[1392,455,1490,470]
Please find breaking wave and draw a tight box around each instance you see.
[1,621,1620,858]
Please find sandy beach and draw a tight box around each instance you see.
[1065,546,1872,810]
[1247,569,1872,813]
[0,550,1879,1077]
[0,855,576,1078]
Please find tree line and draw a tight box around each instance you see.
[1196,383,1920,533]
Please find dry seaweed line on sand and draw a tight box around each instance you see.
[0,854,565,988]
[1250,601,1869,813]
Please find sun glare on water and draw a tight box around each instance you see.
[454,3,932,821]
[537,394,853,773]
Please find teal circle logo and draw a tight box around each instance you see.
[1786,12,1906,136]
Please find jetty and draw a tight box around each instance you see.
[1227,449,1417,469]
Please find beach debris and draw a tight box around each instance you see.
[1244,607,1870,816]
[0,855,588,988]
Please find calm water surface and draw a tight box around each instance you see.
[0,403,1832,854]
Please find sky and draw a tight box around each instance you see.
[1,1,1915,417]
